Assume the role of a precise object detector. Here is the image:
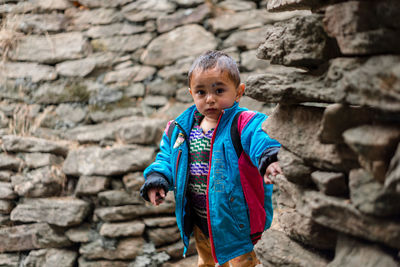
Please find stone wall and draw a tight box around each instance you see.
[248,0,400,266]
[0,0,310,266]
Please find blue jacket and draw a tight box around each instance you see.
[141,102,280,264]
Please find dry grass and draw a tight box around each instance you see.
[0,13,23,62]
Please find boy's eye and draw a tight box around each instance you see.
[216,88,224,94]
[196,90,205,95]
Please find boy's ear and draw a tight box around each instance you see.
[236,83,245,101]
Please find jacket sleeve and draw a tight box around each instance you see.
[240,112,281,174]
[140,121,174,201]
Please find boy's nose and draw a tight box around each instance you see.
[206,93,215,103]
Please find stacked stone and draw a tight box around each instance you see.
[247,0,400,266]
[0,0,311,266]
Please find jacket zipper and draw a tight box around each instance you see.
[206,111,224,263]
[175,150,182,193]
[174,121,191,255]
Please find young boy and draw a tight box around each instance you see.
[140,50,281,266]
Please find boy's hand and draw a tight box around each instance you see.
[264,162,282,184]
[148,187,166,206]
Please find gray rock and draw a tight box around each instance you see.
[143,217,177,228]
[246,56,400,112]
[223,26,272,50]
[2,62,57,83]
[78,257,129,267]
[278,209,337,250]
[156,4,210,33]
[89,107,142,123]
[2,135,68,156]
[171,0,203,7]
[176,87,193,103]
[318,104,375,144]
[158,56,195,81]
[5,13,66,33]
[95,202,175,222]
[77,0,132,8]
[0,253,20,267]
[34,0,72,10]
[76,175,109,196]
[65,224,98,243]
[123,172,145,193]
[64,116,165,145]
[218,0,256,11]
[267,0,322,12]
[0,200,14,214]
[9,32,88,64]
[327,234,400,267]
[63,145,155,176]
[23,248,77,267]
[143,96,169,108]
[240,50,270,72]
[257,14,338,68]
[0,223,71,252]
[56,58,96,77]
[163,238,196,259]
[0,153,22,171]
[324,1,400,55]
[100,220,145,238]
[147,226,180,247]
[33,80,90,104]
[0,171,13,182]
[11,197,90,227]
[91,33,153,53]
[103,65,156,84]
[343,125,400,162]
[0,182,17,200]
[349,168,400,217]
[311,171,348,196]
[98,190,143,206]
[254,229,329,267]
[66,8,122,30]
[125,83,145,98]
[0,2,36,14]
[277,148,313,185]
[141,24,217,67]
[11,166,65,197]
[86,23,147,38]
[79,237,145,260]
[263,104,358,172]
[122,0,176,22]
[147,78,177,97]
[298,190,400,250]
[22,152,64,169]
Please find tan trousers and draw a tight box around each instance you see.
[193,225,260,267]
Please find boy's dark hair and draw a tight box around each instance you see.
[188,50,241,88]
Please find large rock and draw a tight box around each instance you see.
[64,116,165,145]
[263,104,359,171]
[254,229,329,267]
[102,65,156,83]
[78,257,129,267]
[246,56,400,112]
[257,14,338,68]
[56,58,96,77]
[0,153,22,171]
[298,190,400,250]
[95,202,175,222]
[11,166,65,197]
[122,0,176,22]
[66,8,122,30]
[156,4,210,33]
[0,182,17,200]
[349,169,400,217]
[5,13,66,33]
[86,23,147,38]
[8,32,89,64]
[22,248,77,267]
[223,26,272,50]
[76,176,109,196]
[2,62,57,83]
[267,0,324,12]
[2,135,68,156]
[98,190,143,206]
[99,220,145,238]
[62,145,155,176]
[141,24,217,67]
[327,234,400,267]
[311,171,348,196]
[147,226,180,247]
[76,0,132,8]
[79,237,145,260]
[22,152,63,169]
[0,223,71,252]
[323,0,400,55]
[0,253,19,267]
[11,197,90,227]
[91,33,153,52]
[277,147,313,185]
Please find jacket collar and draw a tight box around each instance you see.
[175,102,240,135]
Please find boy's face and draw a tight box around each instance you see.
[189,67,245,121]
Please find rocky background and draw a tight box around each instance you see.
[248,0,400,266]
[0,0,309,266]
[0,0,399,266]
